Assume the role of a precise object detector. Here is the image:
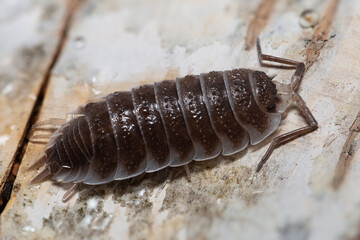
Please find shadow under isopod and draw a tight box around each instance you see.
[58,141,276,206]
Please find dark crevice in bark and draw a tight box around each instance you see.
[333,111,360,190]
[0,0,85,214]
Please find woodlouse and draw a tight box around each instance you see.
[29,39,318,201]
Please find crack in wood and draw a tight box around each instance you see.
[332,111,360,190]
[295,0,358,192]
[0,0,85,214]
[299,0,359,192]
[245,0,277,50]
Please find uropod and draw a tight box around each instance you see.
[29,39,318,201]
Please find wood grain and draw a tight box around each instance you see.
[333,111,360,189]
[305,0,340,69]
[245,0,277,50]
[0,0,67,201]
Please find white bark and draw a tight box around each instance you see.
[1,0,360,239]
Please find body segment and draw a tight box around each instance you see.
[200,71,249,155]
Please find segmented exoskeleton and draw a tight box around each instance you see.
[29,40,318,201]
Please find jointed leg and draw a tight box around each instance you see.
[183,165,191,182]
[255,38,318,172]
[256,38,305,91]
[31,118,65,131]
[256,94,318,172]
[62,183,78,202]
[29,134,52,143]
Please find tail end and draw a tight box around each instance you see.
[28,154,47,171]
[29,167,52,185]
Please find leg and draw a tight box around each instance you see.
[257,38,299,67]
[28,154,47,171]
[257,38,305,91]
[183,165,191,182]
[31,118,65,131]
[29,134,52,142]
[62,183,78,202]
[30,119,65,144]
[29,167,52,184]
[155,170,174,198]
[256,94,318,172]
[255,38,318,172]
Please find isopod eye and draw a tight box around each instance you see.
[267,103,276,112]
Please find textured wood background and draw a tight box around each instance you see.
[1,0,360,239]
[0,0,66,203]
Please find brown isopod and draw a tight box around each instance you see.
[29,39,318,201]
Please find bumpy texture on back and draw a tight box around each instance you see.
[43,68,281,185]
